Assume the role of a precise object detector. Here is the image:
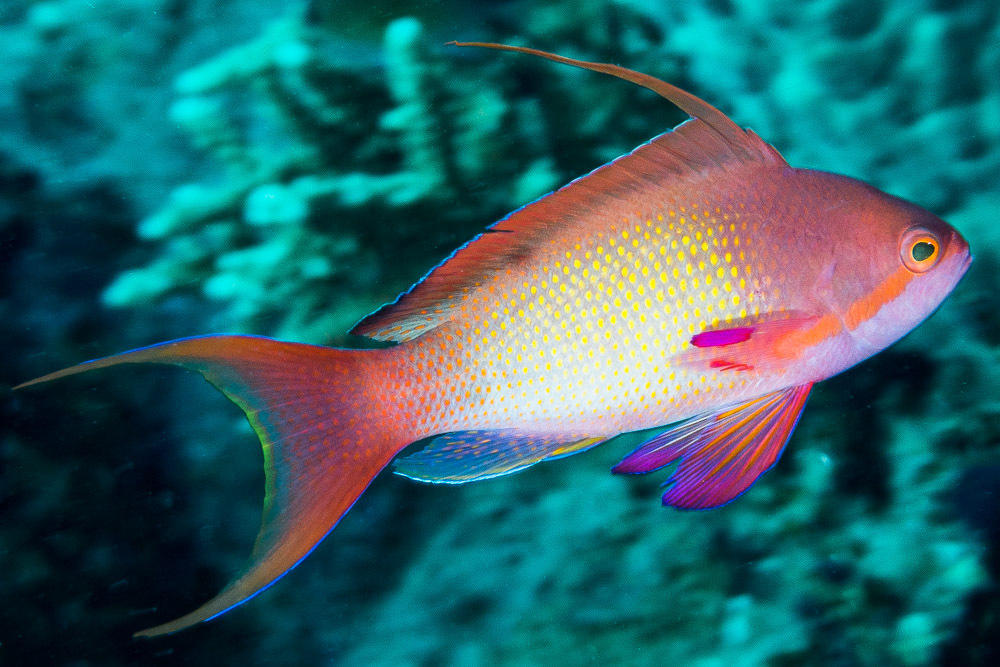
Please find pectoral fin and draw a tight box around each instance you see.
[676,313,823,373]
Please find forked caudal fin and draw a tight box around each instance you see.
[15,335,407,637]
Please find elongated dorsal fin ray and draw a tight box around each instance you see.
[447,41,770,161]
[351,42,786,343]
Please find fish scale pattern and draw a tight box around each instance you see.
[380,179,797,441]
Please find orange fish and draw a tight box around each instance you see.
[15,42,971,636]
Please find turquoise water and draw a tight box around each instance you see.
[2,1,999,664]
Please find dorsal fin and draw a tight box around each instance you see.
[448,41,775,163]
[351,42,786,343]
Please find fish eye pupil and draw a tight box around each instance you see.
[911,241,936,262]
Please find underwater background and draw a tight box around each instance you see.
[2,0,999,664]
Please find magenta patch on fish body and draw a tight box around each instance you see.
[690,327,754,348]
[709,359,754,372]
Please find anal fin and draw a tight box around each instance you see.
[613,384,812,509]
[395,430,605,484]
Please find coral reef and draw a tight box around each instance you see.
[95,3,682,343]
[99,10,549,342]
[2,0,1000,665]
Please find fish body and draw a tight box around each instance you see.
[15,43,971,636]
[372,167,966,443]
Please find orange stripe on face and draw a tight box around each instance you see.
[771,267,913,359]
[773,313,841,360]
[844,266,913,331]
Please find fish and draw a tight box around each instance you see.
[14,41,972,637]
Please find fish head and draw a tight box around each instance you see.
[799,170,971,357]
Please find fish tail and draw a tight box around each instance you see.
[15,334,410,637]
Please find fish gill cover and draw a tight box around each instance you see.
[1,0,999,664]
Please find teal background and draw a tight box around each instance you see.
[2,1,999,664]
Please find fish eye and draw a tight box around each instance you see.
[912,241,936,262]
[900,228,941,273]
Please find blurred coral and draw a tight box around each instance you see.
[100,10,555,342]
[3,0,1000,665]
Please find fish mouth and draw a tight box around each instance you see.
[952,229,973,272]
[943,228,973,281]
[955,246,973,281]
[847,235,971,356]
[945,246,972,279]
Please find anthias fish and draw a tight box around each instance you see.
[16,42,971,637]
